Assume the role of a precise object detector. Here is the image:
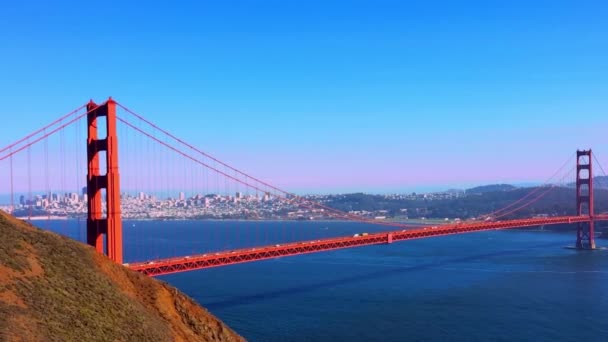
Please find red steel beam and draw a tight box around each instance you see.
[128,215,608,276]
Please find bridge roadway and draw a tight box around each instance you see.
[128,215,608,276]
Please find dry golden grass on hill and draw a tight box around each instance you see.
[0,211,245,342]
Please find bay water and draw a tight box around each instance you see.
[37,220,608,341]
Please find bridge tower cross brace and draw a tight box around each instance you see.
[576,149,595,249]
[86,98,123,263]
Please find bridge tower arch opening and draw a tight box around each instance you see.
[86,98,123,263]
[576,149,595,249]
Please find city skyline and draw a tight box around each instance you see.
[0,179,542,206]
[0,187,475,221]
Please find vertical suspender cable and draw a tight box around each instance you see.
[9,147,14,214]
[27,139,32,220]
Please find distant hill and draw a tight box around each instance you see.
[445,188,465,194]
[596,176,608,189]
[566,176,608,189]
[325,187,608,221]
[465,184,517,195]
[0,210,244,342]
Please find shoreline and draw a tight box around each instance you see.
[15,216,434,226]
[15,216,69,221]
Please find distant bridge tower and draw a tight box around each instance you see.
[86,98,123,263]
[576,149,595,249]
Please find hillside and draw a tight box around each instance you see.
[0,211,245,342]
[325,187,608,220]
[595,176,608,189]
[465,184,517,195]
[567,175,608,189]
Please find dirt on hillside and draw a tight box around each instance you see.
[0,211,245,342]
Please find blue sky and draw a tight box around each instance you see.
[1,0,607,193]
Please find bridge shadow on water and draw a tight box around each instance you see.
[204,241,561,310]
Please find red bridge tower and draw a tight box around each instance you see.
[576,149,595,249]
[86,98,123,263]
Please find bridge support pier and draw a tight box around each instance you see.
[86,98,123,263]
[575,150,595,250]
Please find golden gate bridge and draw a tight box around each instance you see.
[0,98,605,277]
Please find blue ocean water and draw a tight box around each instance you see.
[38,220,608,341]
